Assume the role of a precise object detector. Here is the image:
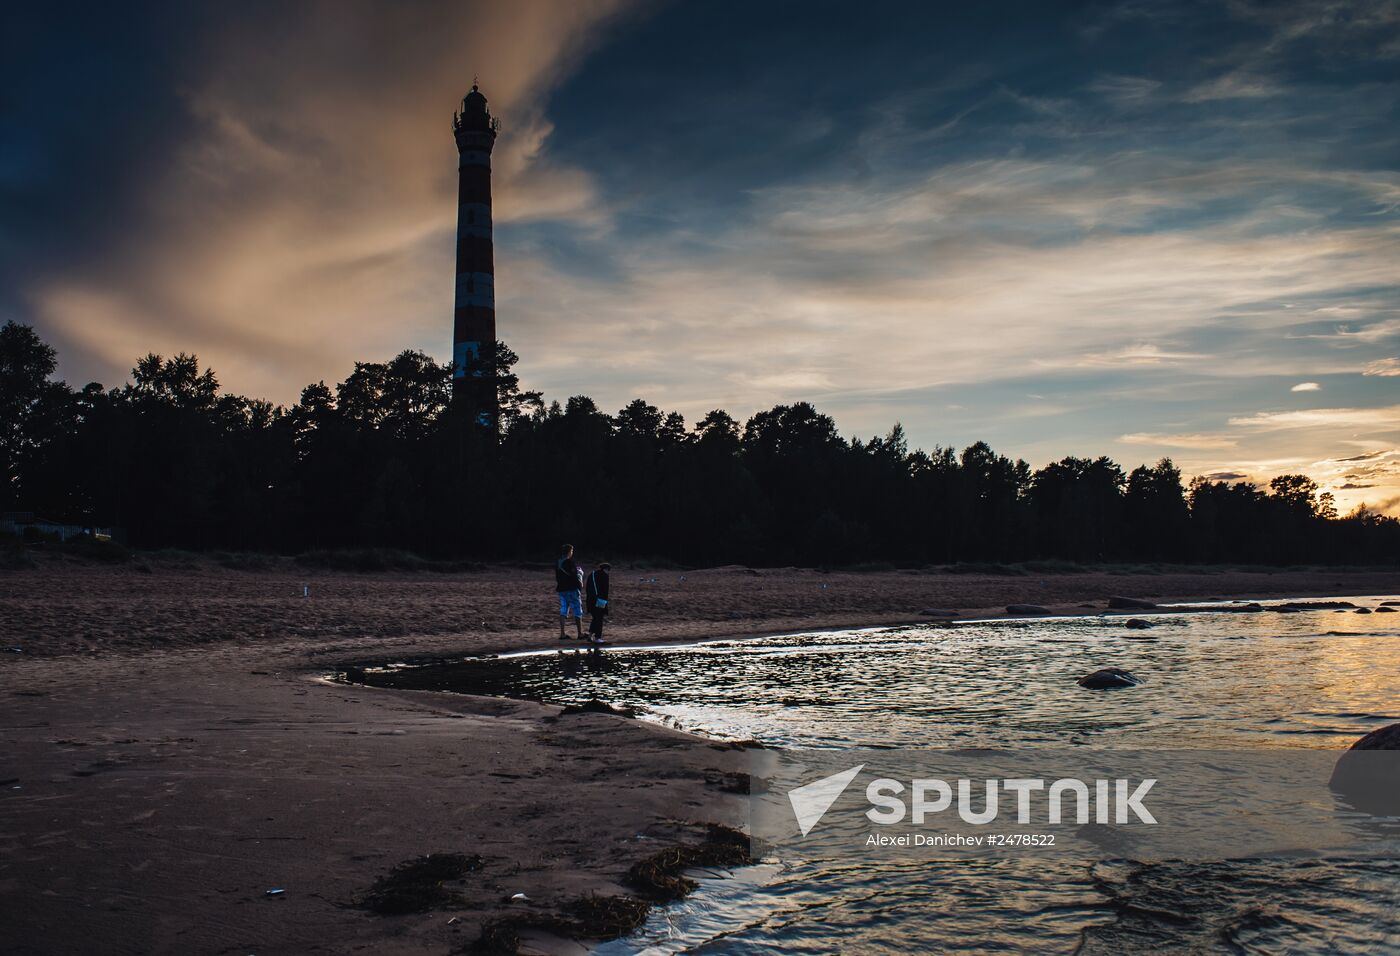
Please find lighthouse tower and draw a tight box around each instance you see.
[451,83,499,424]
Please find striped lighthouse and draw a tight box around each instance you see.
[452,82,499,425]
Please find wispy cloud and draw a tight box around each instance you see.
[1119,432,1238,449]
[1293,319,1400,345]
[1227,406,1400,430]
[1072,344,1208,368]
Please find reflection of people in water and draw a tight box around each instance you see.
[557,644,612,680]
[559,650,584,678]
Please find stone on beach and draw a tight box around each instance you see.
[1077,667,1142,689]
[1006,604,1050,615]
[1342,723,1400,751]
[1329,722,1400,816]
[1107,596,1158,610]
[918,608,960,617]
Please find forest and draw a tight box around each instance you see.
[3,320,1396,566]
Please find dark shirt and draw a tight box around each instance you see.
[555,556,580,592]
[586,569,610,612]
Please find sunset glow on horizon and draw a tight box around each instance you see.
[4,1,1398,514]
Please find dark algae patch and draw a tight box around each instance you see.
[559,698,636,717]
[360,852,483,915]
[626,823,753,901]
[468,824,754,953]
[339,657,549,701]
[469,895,654,954]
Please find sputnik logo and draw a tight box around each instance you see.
[788,764,864,836]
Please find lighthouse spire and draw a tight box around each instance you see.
[451,79,499,427]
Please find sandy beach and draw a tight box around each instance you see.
[2,557,1396,954]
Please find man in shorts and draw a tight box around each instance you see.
[555,543,584,640]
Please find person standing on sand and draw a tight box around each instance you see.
[556,544,585,641]
[586,562,611,644]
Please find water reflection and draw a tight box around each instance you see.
[357,598,1400,953]
[365,600,1400,751]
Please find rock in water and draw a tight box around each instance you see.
[1124,619,1153,630]
[1345,724,1400,750]
[1077,667,1142,689]
[1355,607,1373,614]
[1376,607,1395,613]
[1006,604,1050,615]
[1329,723,1400,817]
[1107,596,1157,610]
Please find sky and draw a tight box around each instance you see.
[3,0,1398,514]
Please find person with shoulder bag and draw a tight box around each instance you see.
[585,562,611,644]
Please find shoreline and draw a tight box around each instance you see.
[337,589,1389,663]
[2,561,1397,954]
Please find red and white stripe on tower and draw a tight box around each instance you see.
[452,82,499,423]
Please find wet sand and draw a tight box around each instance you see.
[1,558,1395,954]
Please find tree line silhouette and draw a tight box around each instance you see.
[3,321,1396,566]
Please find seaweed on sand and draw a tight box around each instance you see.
[705,769,760,793]
[360,852,483,914]
[466,824,755,953]
[625,823,752,901]
[559,699,636,717]
[469,895,653,954]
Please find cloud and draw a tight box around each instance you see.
[1184,71,1282,102]
[1364,357,1400,377]
[1290,382,1320,391]
[27,0,632,396]
[1294,320,1400,345]
[1073,343,1208,368]
[1227,406,1400,430]
[1119,432,1238,449]
[1086,74,1163,106]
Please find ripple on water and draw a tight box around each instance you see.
[361,597,1400,953]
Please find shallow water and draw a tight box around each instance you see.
[373,597,1400,953]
